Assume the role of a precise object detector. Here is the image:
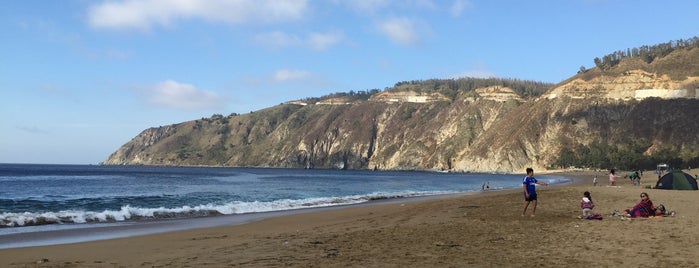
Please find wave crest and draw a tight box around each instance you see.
[1,190,453,228]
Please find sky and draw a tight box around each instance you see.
[2,0,698,165]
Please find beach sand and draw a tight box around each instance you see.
[1,170,698,267]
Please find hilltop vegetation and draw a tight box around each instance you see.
[578,36,699,81]
[301,77,553,105]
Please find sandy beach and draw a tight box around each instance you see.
[1,169,698,267]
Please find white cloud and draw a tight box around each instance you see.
[450,0,472,17]
[336,0,439,14]
[376,17,420,45]
[336,0,391,13]
[307,31,344,51]
[254,31,344,51]
[273,69,312,82]
[146,80,223,110]
[87,0,309,31]
[253,31,303,49]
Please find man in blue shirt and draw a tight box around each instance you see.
[522,168,548,217]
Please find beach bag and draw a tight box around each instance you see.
[588,213,603,220]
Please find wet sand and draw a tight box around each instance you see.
[1,170,698,267]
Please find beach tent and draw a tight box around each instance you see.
[655,171,698,190]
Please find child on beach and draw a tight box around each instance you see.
[522,168,548,217]
[609,169,619,186]
[581,191,595,218]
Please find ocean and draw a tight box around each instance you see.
[0,164,570,248]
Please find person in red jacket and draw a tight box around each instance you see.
[625,192,655,218]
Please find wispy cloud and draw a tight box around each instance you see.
[335,0,391,14]
[87,0,309,31]
[450,62,496,79]
[450,0,472,17]
[376,17,421,45]
[253,31,344,51]
[253,31,302,49]
[307,31,344,51]
[241,69,331,90]
[15,125,50,134]
[451,70,495,79]
[337,0,440,14]
[273,69,312,82]
[145,80,223,110]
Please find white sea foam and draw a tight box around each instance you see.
[0,190,455,228]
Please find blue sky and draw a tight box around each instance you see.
[2,0,698,164]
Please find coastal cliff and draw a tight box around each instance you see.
[104,40,699,173]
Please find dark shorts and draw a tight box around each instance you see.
[524,193,538,202]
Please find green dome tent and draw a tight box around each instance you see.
[655,171,698,190]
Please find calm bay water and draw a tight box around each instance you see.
[0,164,569,232]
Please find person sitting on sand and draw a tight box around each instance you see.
[624,192,655,218]
[654,204,666,216]
[580,191,595,219]
[652,204,676,217]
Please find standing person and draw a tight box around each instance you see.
[580,191,595,219]
[609,169,619,186]
[522,168,548,217]
[593,175,598,186]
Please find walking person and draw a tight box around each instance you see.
[522,168,548,217]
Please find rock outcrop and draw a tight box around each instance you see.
[545,70,699,100]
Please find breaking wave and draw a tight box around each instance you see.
[0,190,455,228]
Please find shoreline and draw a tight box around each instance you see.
[0,192,471,250]
[0,173,573,249]
[2,170,698,267]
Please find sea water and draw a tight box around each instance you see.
[0,164,569,245]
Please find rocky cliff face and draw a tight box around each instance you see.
[104,73,699,173]
[104,53,699,173]
[102,88,527,171]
